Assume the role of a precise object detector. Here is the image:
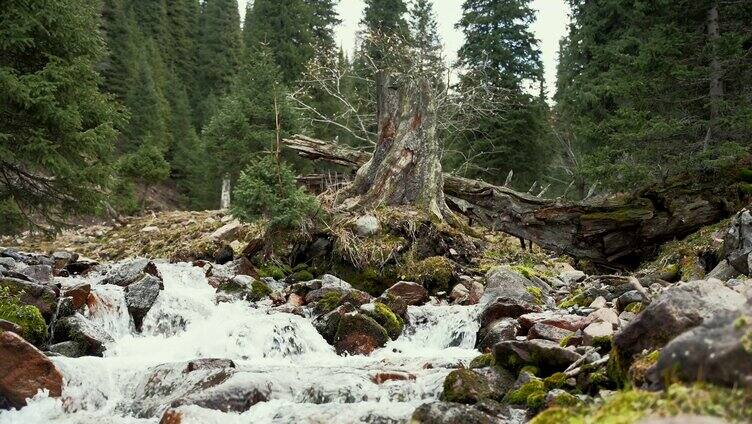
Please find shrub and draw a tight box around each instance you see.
[231,157,319,232]
[0,287,47,345]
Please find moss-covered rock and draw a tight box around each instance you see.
[250,280,272,301]
[469,354,494,369]
[440,369,493,404]
[0,287,47,345]
[504,378,546,408]
[400,256,455,293]
[530,383,752,424]
[314,291,344,315]
[362,302,404,340]
[333,313,389,355]
[258,264,288,280]
[628,350,659,387]
[557,289,592,309]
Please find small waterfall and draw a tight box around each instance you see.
[0,263,484,424]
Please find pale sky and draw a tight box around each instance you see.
[239,0,570,100]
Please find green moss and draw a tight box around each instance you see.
[531,384,752,424]
[316,291,344,315]
[741,331,752,354]
[400,256,454,293]
[544,372,567,389]
[559,334,574,347]
[592,335,613,352]
[504,378,546,408]
[440,369,493,404]
[558,289,591,309]
[741,183,752,195]
[606,347,628,388]
[258,264,288,280]
[739,168,752,183]
[628,350,660,387]
[250,281,272,301]
[0,287,47,345]
[734,315,750,330]
[290,270,314,282]
[588,369,609,386]
[366,302,404,340]
[469,354,494,369]
[549,391,580,408]
[527,286,544,305]
[624,302,644,314]
[581,208,652,222]
[521,365,540,376]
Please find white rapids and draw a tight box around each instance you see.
[0,263,482,424]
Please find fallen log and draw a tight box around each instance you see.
[284,135,744,266]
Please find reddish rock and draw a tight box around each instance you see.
[372,371,416,384]
[385,281,429,306]
[518,311,587,332]
[0,331,63,407]
[288,293,305,307]
[160,408,183,424]
[334,313,389,356]
[63,283,91,310]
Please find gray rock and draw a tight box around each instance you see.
[493,339,581,373]
[47,341,86,358]
[20,264,53,283]
[721,209,752,275]
[53,313,113,356]
[582,321,614,346]
[559,270,586,285]
[475,318,519,352]
[706,259,741,281]
[651,304,752,389]
[354,215,380,236]
[528,323,574,344]
[102,258,160,287]
[614,279,745,366]
[411,400,526,424]
[478,268,545,328]
[0,257,16,270]
[125,274,163,331]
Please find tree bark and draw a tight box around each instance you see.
[220,174,231,210]
[340,73,450,220]
[704,0,723,150]
[282,135,741,266]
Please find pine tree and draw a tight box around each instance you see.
[165,0,200,100]
[308,0,342,51]
[449,0,549,188]
[197,0,243,127]
[358,0,411,69]
[0,0,121,228]
[555,0,752,191]
[130,0,169,46]
[203,47,299,204]
[409,0,445,86]
[243,0,317,85]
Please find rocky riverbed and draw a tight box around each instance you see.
[1,208,752,423]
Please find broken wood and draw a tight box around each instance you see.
[283,134,742,266]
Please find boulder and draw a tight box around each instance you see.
[0,331,63,408]
[651,304,752,389]
[354,215,380,236]
[53,313,113,356]
[0,320,21,334]
[19,264,53,284]
[360,302,404,340]
[216,275,271,303]
[213,244,234,265]
[440,369,493,404]
[0,277,58,321]
[385,281,429,306]
[721,209,752,275]
[313,303,356,344]
[475,318,519,352]
[586,308,620,326]
[411,400,525,424]
[333,312,389,355]
[517,311,587,333]
[47,341,86,358]
[102,258,160,287]
[51,251,77,272]
[559,270,586,285]
[493,339,581,373]
[125,274,163,331]
[478,268,544,327]
[706,259,740,281]
[614,279,745,367]
[185,358,236,372]
[528,323,574,344]
[582,321,614,347]
[63,283,91,310]
[209,220,241,241]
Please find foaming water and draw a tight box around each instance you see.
[0,263,482,424]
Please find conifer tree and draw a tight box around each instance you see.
[197,0,243,127]
[203,46,299,203]
[243,0,317,85]
[308,0,342,51]
[0,0,121,228]
[450,0,549,188]
[409,0,445,86]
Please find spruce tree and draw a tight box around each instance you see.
[358,0,411,68]
[0,0,121,228]
[409,0,445,86]
[243,0,317,85]
[203,47,299,203]
[450,0,549,188]
[308,0,342,51]
[197,0,243,127]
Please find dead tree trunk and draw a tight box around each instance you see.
[340,73,451,220]
[282,135,743,266]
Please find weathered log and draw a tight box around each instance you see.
[283,135,742,265]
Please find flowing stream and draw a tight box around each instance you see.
[0,263,481,424]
